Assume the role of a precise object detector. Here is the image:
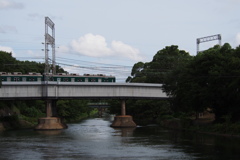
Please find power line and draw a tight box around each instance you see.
[56,57,133,67]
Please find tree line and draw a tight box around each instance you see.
[110,43,240,125]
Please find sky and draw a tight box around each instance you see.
[1,0,240,82]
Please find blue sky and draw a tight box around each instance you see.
[1,0,240,81]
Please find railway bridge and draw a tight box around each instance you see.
[0,82,168,129]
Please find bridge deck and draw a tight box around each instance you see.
[0,82,167,100]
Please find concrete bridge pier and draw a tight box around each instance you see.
[111,100,137,128]
[35,100,68,130]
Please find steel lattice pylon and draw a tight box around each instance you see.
[196,34,221,54]
[44,17,56,77]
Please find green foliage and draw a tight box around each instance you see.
[127,45,191,84]
[121,45,191,125]
[129,99,172,125]
[108,100,121,115]
[57,100,93,122]
[0,50,64,74]
[163,43,240,123]
[124,43,240,127]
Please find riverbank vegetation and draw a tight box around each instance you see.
[110,44,240,136]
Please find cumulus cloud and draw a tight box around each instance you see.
[70,33,143,61]
[111,40,142,61]
[71,34,112,57]
[0,0,24,9]
[0,46,15,56]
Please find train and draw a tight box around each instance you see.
[0,72,116,83]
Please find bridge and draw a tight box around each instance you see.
[0,82,167,100]
[88,102,110,118]
[0,82,168,129]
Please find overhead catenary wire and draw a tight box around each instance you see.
[55,57,133,67]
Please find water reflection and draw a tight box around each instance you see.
[1,117,240,160]
[112,128,135,137]
[35,130,63,136]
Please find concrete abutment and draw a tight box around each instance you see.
[35,100,67,130]
[111,100,137,128]
[35,99,136,130]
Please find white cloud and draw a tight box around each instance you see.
[0,0,24,9]
[0,46,15,56]
[71,33,113,57]
[69,33,143,61]
[111,40,143,61]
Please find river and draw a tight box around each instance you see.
[1,116,240,160]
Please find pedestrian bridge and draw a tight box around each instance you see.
[0,82,167,100]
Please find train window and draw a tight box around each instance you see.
[14,77,20,81]
[76,79,83,82]
[7,77,11,81]
[63,78,69,82]
[22,77,26,81]
[71,78,75,82]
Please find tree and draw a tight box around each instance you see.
[120,45,191,125]
[127,45,191,84]
[57,100,91,122]
[163,43,240,122]
[126,62,146,83]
